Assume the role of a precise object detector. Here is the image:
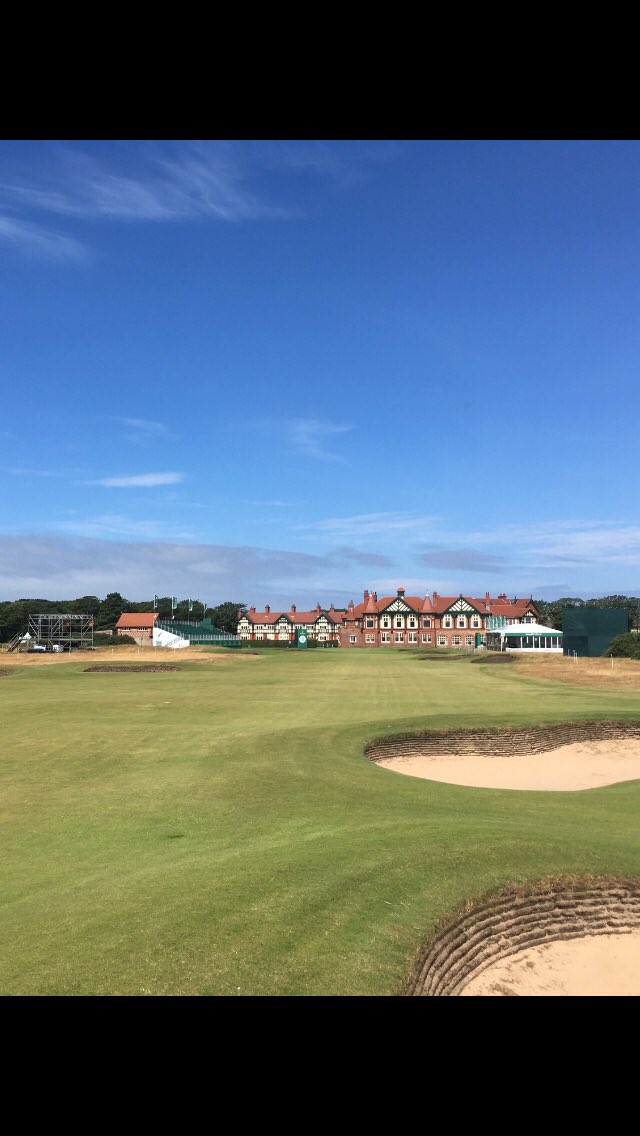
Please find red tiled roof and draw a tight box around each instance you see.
[116,612,158,628]
[243,610,342,626]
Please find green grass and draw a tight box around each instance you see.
[2,649,640,996]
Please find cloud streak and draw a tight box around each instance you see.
[1,142,289,225]
[287,418,352,462]
[87,472,184,488]
[0,215,86,261]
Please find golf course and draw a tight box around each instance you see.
[2,645,640,996]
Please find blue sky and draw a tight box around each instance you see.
[1,139,639,607]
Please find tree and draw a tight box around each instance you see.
[209,602,247,634]
[96,592,128,630]
[603,633,640,659]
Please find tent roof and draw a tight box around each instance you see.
[491,622,563,637]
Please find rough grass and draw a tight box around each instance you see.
[2,645,640,996]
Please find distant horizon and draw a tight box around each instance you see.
[2,141,640,603]
[2,576,638,609]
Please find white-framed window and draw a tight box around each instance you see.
[437,635,447,646]
[365,618,374,627]
[457,616,466,628]
[395,615,403,628]
[443,616,453,628]
[381,632,390,643]
[422,633,432,643]
[408,617,417,628]
[452,635,461,646]
[318,633,327,641]
[465,635,474,646]
[365,634,374,643]
[395,632,403,643]
[256,633,263,640]
[423,617,431,627]
[471,616,480,628]
[349,635,357,644]
[381,616,391,628]
[408,632,417,643]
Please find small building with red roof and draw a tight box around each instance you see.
[115,612,159,642]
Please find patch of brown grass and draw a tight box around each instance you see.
[0,644,254,668]
[512,653,640,692]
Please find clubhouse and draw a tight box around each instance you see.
[237,589,541,648]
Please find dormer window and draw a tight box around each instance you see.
[443,616,453,628]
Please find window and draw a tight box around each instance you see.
[408,617,417,628]
[395,616,403,628]
[443,616,453,628]
[381,616,391,628]
[365,634,374,643]
[457,616,466,628]
[437,635,447,646]
[423,617,431,628]
[471,616,480,627]
[408,632,417,643]
[395,632,403,643]
[452,635,461,646]
[381,632,390,643]
[465,635,474,646]
[349,635,357,644]
[365,619,374,628]
[422,633,432,643]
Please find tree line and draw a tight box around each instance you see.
[534,595,640,631]
[0,594,247,642]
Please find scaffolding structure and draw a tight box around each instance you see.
[27,613,94,650]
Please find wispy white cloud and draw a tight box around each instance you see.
[54,514,194,540]
[300,512,438,537]
[120,417,168,435]
[117,417,176,445]
[287,418,353,462]
[462,520,640,566]
[0,214,86,261]
[87,472,184,488]
[1,143,288,225]
[8,467,65,478]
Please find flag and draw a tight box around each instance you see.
[188,599,193,612]
[153,594,158,610]
[171,596,178,610]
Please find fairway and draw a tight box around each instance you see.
[2,647,640,996]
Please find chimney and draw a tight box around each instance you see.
[265,604,270,614]
[348,599,355,613]
[291,604,296,614]
[397,586,405,596]
[485,592,491,603]
[250,606,256,613]
[316,602,321,613]
[363,589,369,602]
[433,590,439,603]
[372,591,378,602]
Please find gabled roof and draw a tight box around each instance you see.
[428,595,487,615]
[116,612,158,629]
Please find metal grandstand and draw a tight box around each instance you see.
[6,613,94,652]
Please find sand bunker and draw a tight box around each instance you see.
[368,721,640,791]
[407,877,640,997]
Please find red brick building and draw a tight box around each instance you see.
[237,589,540,648]
[115,612,159,643]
